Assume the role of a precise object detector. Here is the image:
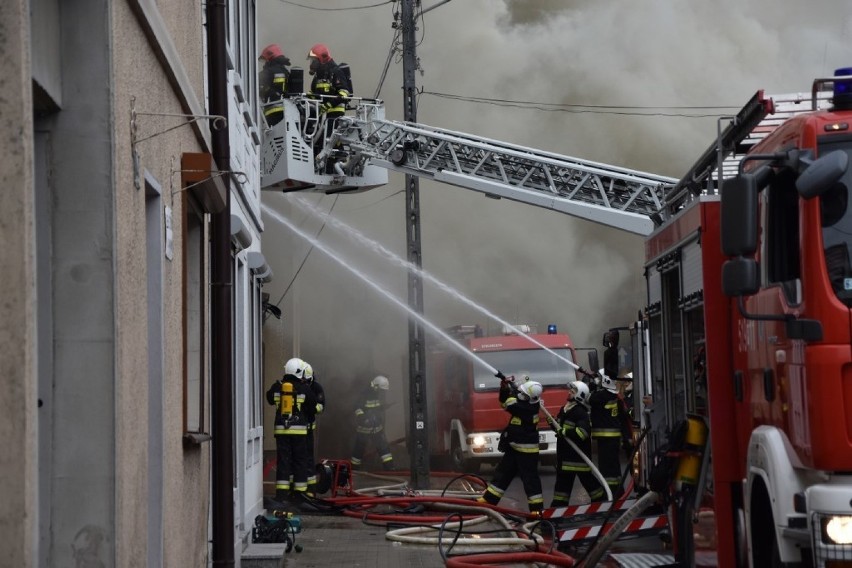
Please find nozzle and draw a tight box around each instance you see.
[495,370,507,381]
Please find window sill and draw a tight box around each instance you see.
[183,432,212,445]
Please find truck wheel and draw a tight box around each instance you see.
[750,482,783,567]
[451,438,480,474]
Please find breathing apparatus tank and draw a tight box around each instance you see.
[674,414,708,490]
[280,381,295,417]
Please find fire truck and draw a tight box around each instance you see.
[424,324,580,473]
[261,68,852,566]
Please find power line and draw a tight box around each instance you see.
[272,195,339,309]
[422,90,743,117]
[273,0,393,10]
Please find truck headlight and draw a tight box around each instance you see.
[822,516,852,544]
[471,435,487,448]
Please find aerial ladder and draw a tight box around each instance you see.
[261,90,832,237]
[261,95,676,236]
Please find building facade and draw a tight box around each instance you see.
[0,0,267,565]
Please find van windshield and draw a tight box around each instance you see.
[472,348,576,391]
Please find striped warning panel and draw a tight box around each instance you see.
[609,552,676,567]
[544,499,637,519]
[556,514,668,543]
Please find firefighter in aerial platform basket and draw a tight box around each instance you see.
[549,380,607,506]
[306,43,353,173]
[266,357,316,502]
[258,43,292,127]
[350,375,395,471]
[477,373,545,516]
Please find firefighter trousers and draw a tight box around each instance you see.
[351,431,394,470]
[594,437,623,498]
[551,463,605,506]
[275,434,309,499]
[480,448,543,512]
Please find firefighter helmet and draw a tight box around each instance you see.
[307,43,332,64]
[303,362,314,382]
[517,381,543,404]
[569,381,590,405]
[284,357,305,378]
[260,43,284,62]
[371,375,389,390]
[598,369,618,393]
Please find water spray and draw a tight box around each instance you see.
[284,194,594,376]
[262,203,499,374]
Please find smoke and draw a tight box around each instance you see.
[259,0,852,460]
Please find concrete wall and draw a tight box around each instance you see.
[0,1,38,566]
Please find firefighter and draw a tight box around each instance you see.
[351,375,395,471]
[266,357,317,502]
[301,361,326,496]
[306,43,352,172]
[477,378,545,516]
[589,370,631,499]
[258,43,291,127]
[549,380,606,506]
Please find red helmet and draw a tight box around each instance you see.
[307,43,332,64]
[260,43,284,62]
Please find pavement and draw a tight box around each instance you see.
[241,465,719,567]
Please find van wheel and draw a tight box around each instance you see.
[451,437,480,474]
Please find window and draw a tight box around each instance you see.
[764,169,801,303]
[183,196,210,437]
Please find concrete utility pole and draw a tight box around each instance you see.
[401,0,429,489]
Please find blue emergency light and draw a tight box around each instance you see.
[834,67,852,108]
[547,324,557,335]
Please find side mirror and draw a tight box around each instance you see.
[796,150,849,199]
[721,173,760,257]
[587,350,600,373]
[722,257,760,297]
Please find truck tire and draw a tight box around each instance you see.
[451,437,480,474]
[750,481,783,568]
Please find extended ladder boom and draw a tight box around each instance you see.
[333,115,676,236]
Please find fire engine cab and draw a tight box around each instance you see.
[426,324,578,473]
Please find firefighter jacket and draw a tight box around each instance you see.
[499,382,541,454]
[309,60,351,115]
[354,387,386,434]
[553,401,592,470]
[304,379,326,431]
[259,56,291,120]
[589,388,631,439]
[266,375,316,436]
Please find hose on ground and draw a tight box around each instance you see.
[577,489,661,568]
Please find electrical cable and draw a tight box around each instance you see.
[273,0,393,11]
[271,195,338,309]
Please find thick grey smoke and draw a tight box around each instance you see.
[259,0,852,461]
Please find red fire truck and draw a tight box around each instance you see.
[630,70,852,567]
[425,324,580,473]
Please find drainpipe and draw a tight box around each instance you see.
[206,0,235,566]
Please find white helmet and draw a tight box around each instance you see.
[284,357,305,379]
[517,381,543,404]
[303,362,314,382]
[569,381,590,405]
[371,375,389,390]
[598,369,618,393]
